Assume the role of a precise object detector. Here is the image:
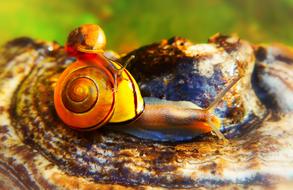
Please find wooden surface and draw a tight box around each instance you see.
[0,37,292,189]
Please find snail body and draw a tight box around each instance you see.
[120,98,223,141]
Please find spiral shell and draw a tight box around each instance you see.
[54,55,115,129]
[54,54,144,130]
[54,24,144,130]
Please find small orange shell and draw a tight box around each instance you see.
[54,55,115,130]
[66,24,106,53]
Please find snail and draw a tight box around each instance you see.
[53,24,244,140]
[54,24,145,130]
[54,24,144,130]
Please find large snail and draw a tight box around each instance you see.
[54,24,243,140]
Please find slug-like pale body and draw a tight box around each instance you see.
[115,97,221,141]
[117,76,241,142]
[0,36,292,189]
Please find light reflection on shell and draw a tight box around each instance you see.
[0,37,292,189]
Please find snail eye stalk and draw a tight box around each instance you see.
[205,76,242,112]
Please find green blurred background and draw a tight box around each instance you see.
[1,0,292,53]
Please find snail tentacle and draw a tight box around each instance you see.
[109,55,135,83]
[202,76,242,139]
[207,116,226,140]
[114,55,135,75]
[206,76,242,111]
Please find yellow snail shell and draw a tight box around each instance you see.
[54,54,144,130]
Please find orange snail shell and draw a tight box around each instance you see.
[66,24,106,53]
[54,55,116,130]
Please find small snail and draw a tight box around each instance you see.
[54,24,242,140]
[54,24,144,130]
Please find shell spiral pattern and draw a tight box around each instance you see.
[54,55,116,130]
[0,37,292,189]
